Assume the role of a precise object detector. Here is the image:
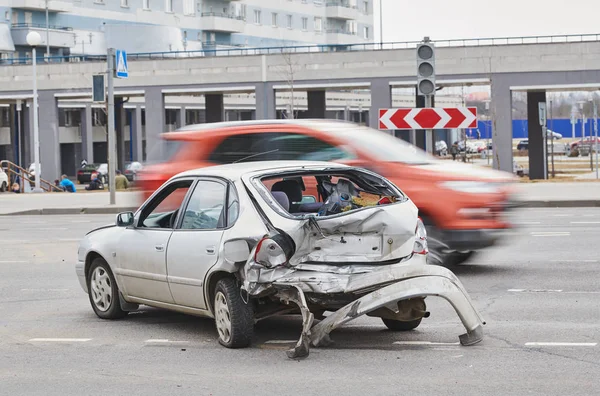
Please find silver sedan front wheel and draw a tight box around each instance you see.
[87,257,128,319]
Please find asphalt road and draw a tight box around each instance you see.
[0,209,599,395]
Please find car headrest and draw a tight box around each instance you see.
[271,191,290,212]
[336,179,357,196]
[272,180,302,204]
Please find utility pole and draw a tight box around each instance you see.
[594,102,599,179]
[550,100,555,178]
[107,48,116,205]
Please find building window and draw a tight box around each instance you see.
[165,0,173,13]
[120,0,128,7]
[363,26,369,39]
[363,1,369,13]
[287,14,292,29]
[254,9,261,24]
[143,0,150,10]
[347,20,357,35]
[272,13,278,27]
[302,17,308,31]
[314,17,322,33]
[183,0,194,15]
[4,11,9,20]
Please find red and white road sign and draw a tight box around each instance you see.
[379,107,478,130]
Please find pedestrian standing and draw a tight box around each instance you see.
[115,170,129,190]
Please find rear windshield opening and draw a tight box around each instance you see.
[255,169,406,218]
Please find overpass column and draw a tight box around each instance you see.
[369,79,391,129]
[490,75,514,173]
[255,83,276,120]
[80,104,94,163]
[38,90,61,180]
[179,106,186,128]
[205,94,224,123]
[307,90,326,118]
[116,98,126,171]
[144,87,165,163]
[527,91,547,180]
[131,105,143,162]
[23,100,33,168]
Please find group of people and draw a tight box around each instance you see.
[53,170,129,193]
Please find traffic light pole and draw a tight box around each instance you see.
[107,48,116,206]
[425,94,434,154]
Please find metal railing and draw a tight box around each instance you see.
[10,23,73,31]
[326,1,359,9]
[0,160,63,193]
[1,32,599,65]
[200,12,245,20]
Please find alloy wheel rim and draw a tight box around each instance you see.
[90,267,112,312]
[215,292,232,343]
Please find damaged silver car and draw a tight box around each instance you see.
[76,161,485,358]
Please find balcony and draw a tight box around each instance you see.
[325,2,360,20]
[11,0,72,12]
[11,23,75,48]
[326,29,361,45]
[200,13,245,33]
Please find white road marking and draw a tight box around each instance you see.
[515,221,541,225]
[21,288,69,292]
[553,214,571,217]
[36,228,68,231]
[264,340,297,344]
[570,221,600,224]
[508,289,600,294]
[144,339,189,344]
[29,338,91,342]
[550,259,598,263]
[58,238,81,242]
[0,261,29,264]
[525,342,597,347]
[393,341,460,346]
[531,232,570,237]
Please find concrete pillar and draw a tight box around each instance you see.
[256,83,276,120]
[115,98,125,172]
[38,90,61,180]
[144,87,165,162]
[15,101,26,167]
[527,91,547,180]
[80,104,94,163]
[307,90,326,119]
[179,106,186,128]
[415,89,435,151]
[23,100,33,167]
[131,105,143,162]
[490,74,514,173]
[205,94,224,123]
[369,79,391,128]
[6,104,16,163]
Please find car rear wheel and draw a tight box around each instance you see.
[87,258,128,320]
[382,318,422,331]
[213,278,254,349]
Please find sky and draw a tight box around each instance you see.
[374,0,600,42]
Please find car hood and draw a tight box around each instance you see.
[413,160,514,181]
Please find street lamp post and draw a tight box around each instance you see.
[26,31,43,193]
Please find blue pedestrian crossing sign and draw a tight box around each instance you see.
[115,49,128,79]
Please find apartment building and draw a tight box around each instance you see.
[0,0,374,58]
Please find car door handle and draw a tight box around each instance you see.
[206,246,216,255]
[155,245,165,252]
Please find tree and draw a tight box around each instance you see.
[276,46,300,119]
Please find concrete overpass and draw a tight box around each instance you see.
[1,33,600,179]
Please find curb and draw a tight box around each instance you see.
[1,207,138,216]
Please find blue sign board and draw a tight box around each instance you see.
[115,50,128,79]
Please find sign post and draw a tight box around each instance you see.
[539,102,547,180]
[106,48,129,206]
[594,104,598,180]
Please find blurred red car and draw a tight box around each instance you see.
[137,120,518,266]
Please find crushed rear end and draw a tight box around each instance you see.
[239,166,485,358]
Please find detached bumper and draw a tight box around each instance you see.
[273,262,485,358]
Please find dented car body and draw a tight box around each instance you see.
[76,161,485,358]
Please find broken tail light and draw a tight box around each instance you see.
[413,217,428,255]
[254,231,296,269]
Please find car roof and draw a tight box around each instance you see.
[162,119,359,139]
[171,161,351,181]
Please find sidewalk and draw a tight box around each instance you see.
[2,182,600,215]
[0,191,141,215]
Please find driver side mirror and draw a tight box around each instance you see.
[116,212,135,227]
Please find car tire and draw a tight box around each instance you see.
[382,318,422,331]
[87,257,128,320]
[0,182,6,192]
[446,251,476,266]
[213,278,254,349]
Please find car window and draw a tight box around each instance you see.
[139,180,193,229]
[208,133,354,164]
[180,181,227,230]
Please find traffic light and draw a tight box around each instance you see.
[416,39,435,96]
